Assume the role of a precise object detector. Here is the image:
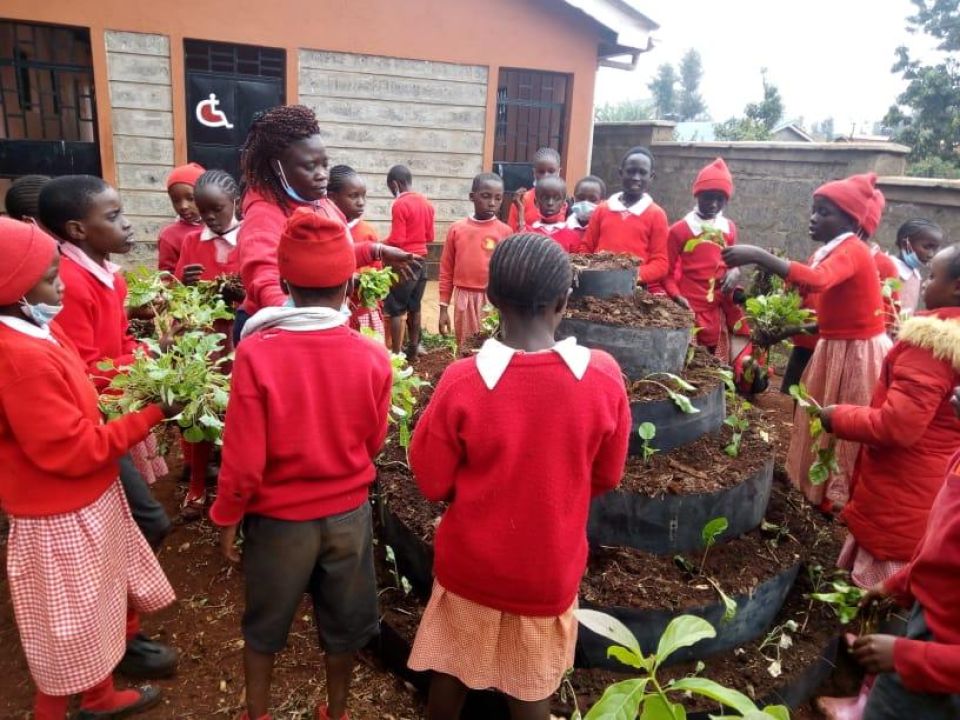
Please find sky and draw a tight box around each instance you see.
[594,0,943,134]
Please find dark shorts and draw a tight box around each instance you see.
[383,262,427,317]
[780,345,815,394]
[241,503,379,655]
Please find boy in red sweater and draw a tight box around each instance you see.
[384,164,435,359]
[211,209,392,720]
[581,146,670,289]
[0,218,177,720]
[522,176,584,253]
[507,146,562,231]
[438,173,511,345]
[408,233,631,720]
[158,163,205,273]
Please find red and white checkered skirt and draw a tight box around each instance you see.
[6,480,175,695]
[452,288,488,347]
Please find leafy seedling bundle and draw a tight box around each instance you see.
[389,353,428,449]
[788,384,840,485]
[737,292,815,349]
[357,266,398,309]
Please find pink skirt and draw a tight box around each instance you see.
[6,480,175,694]
[408,582,577,702]
[837,534,908,590]
[785,334,892,506]
[453,288,488,347]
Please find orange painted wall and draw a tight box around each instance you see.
[1,0,604,180]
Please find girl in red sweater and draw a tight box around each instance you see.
[507,146,562,231]
[0,218,177,720]
[408,234,631,720]
[723,173,892,511]
[581,146,670,288]
[158,163,205,273]
[522,176,583,253]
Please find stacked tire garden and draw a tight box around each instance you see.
[374,253,846,719]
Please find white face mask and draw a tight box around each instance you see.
[20,298,62,327]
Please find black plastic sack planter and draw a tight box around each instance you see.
[588,458,774,554]
[557,318,690,379]
[379,499,434,601]
[576,562,801,670]
[571,267,637,300]
[629,384,725,455]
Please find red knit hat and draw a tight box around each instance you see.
[166,163,206,189]
[278,207,356,288]
[814,173,877,228]
[861,189,886,238]
[0,218,58,304]
[692,157,734,198]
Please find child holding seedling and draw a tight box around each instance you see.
[438,172,511,345]
[0,218,177,720]
[723,173,891,512]
[158,163,205,273]
[581,146,670,289]
[507,146,563,231]
[891,219,945,316]
[522,176,584,253]
[408,233,631,720]
[212,209,392,720]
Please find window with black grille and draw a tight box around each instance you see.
[494,69,570,165]
[184,39,285,80]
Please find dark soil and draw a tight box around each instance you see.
[570,252,639,271]
[627,346,723,403]
[566,289,694,329]
[378,465,445,545]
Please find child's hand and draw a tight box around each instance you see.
[721,245,761,268]
[220,523,242,565]
[160,401,184,419]
[818,405,836,433]
[860,582,891,609]
[438,306,451,336]
[721,267,742,293]
[181,264,204,286]
[381,246,421,282]
[850,634,896,673]
[512,188,528,210]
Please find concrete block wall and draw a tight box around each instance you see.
[876,177,960,250]
[105,30,175,261]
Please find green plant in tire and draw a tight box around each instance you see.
[357,266,398,309]
[637,422,658,463]
[573,610,790,719]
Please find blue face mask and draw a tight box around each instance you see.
[275,163,311,204]
[20,298,62,327]
[902,246,922,271]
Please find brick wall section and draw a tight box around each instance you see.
[105,30,174,258]
[299,50,487,242]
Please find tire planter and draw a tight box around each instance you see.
[629,383,725,456]
[379,499,435,601]
[587,458,774,554]
[571,267,637,301]
[557,318,691,378]
[576,562,801,670]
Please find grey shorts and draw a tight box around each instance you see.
[241,502,379,654]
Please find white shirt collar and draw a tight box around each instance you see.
[892,255,921,281]
[684,209,730,236]
[470,215,499,223]
[241,306,348,340]
[475,336,591,390]
[0,315,57,343]
[60,242,121,289]
[531,219,565,233]
[347,218,361,229]
[607,192,653,216]
[810,232,855,269]
[200,223,241,247]
[566,214,585,230]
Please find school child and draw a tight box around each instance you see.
[37,176,178,677]
[438,173,512,345]
[408,233,631,720]
[384,164,435,359]
[572,175,606,205]
[327,164,386,336]
[860,190,900,332]
[158,163,205,273]
[236,105,417,342]
[563,176,606,245]
[891,219,945,316]
[522,176,584,253]
[211,209,392,720]
[581,146,670,289]
[722,172,891,511]
[174,169,243,522]
[4,174,50,222]
[507,146,562,231]
[0,217,176,720]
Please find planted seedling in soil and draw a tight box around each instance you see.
[480,304,500,337]
[639,372,701,414]
[420,330,458,357]
[717,369,752,457]
[383,544,413,596]
[357,266,398,309]
[700,517,729,574]
[672,518,738,624]
[757,619,799,679]
[389,353,428,449]
[637,422,658,463]
[788,384,841,485]
[574,610,790,719]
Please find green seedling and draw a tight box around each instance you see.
[637,422,658,463]
[737,291,815,349]
[125,266,172,309]
[700,516,728,574]
[682,225,726,254]
[810,573,873,631]
[640,372,701,415]
[788,384,840,485]
[383,544,413,596]
[480,304,501,337]
[357,266,398,309]
[718,368,752,458]
[420,330,458,356]
[758,619,799,679]
[389,353,428,449]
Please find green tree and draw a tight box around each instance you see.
[678,49,707,120]
[648,63,678,119]
[714,69,784,140]
[594,99,653,122]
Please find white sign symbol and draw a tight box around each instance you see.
[196,93,234,129]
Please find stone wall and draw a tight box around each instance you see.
[876,177,960,251]
[590,121,676,194]
[105,30,174,264]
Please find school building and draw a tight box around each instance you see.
[0,0,657,257]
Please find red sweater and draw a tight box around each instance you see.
[386,191,435,257]
[785,236,885,340]
[833,309,960,561]
[238,190,377,314]
[157,219,199,273]
[581,195,670,285]
[409,350,631,616]
[884,452,960,694]
[57,254,139,390]
[524,220,584,254]
[0,323,163,517]
[873,247,901,333]
[439,217,511,304]
[174,229,240,281]
[210,325,392,526]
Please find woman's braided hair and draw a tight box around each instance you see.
[240,105,320,207]
[487,233,572,315]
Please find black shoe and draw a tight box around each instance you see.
[75,685,162,719]
[116,635,178,679]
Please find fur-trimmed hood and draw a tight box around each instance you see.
[898,308,960,373]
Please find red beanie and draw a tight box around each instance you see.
[0,218,58,304]
[278,207,356,288]
[166,163,206,189]
[861,189,886,238]
[692,157,734,198]
[814,173,877,228]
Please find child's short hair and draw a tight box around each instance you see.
[195,169,239,199]
[328,165,359,194]
[620,145,655,169]
[387,165,413,187]
[471,172,503,192]
[487,233,572,315]
[38,175,109,239]
[5,175,51,221]
[533,147,561,165]
[575,175,607,197]
[535,175,566,197]
[897,219,943,247]
[942,243,960,279]
[240,104,320,207]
